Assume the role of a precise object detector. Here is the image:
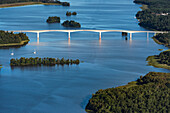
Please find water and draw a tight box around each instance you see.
[0,0,169,113]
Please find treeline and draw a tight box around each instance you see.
[10,57,80,66]
[149,51,170,66]
[0,0,70,6]
[0,30,29,44]
[134,0,170,31]
[86,72,170,113]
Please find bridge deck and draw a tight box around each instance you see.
[8,30,168,34]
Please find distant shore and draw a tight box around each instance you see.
[0,2,61,8]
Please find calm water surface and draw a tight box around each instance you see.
[0,0,169,113]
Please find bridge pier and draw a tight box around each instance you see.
[129,33,132,40]
[99,32,102,40]
[147,32,149,40]
[37,32,40,44]
[68,32,71,39]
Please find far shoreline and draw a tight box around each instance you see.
[0,2,61,8]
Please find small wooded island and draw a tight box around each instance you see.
[62,20,81,28]
[0,30,29,47]
[66,11,77,16]
[46,16,60,23]
[10,57,80,66]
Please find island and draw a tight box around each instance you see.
[0,0,70,8]
[46,16,60,23]
[0,30,29,47]
[10,57,80,66]
[86,72,170,113]
[147,50,170,69]
[0,65,2,69]
[66,11,77,16]
[62,20,81,28]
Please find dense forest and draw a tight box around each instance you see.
[134,0,170,31]
[0,30,29,45]
[134,0,170,48]
[0,0,70,6]
[86,72,170,113]
[10,57,80,66]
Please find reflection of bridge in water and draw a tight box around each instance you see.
[9,30,168,44]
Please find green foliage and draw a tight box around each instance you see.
[62,20,81,28]
[86,72,170,113]
[72,12,77,15]
[153,33,170,48]
[66,11,77,16]
[0,30,29,44]
[134,0,170,31]
[66,11,72,16]
[10,57,80,66]
[46,16,60,23]
[156,51,170,65]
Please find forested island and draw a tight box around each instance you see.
[86,72,170,113]
[0,0,70,8]
[46,16,60,23]
[62,20,81,28]
[147,50,170,69]
[0,30,29,47]
[10,57,80,66]
[66,11,77,16]
[134,0,170,47]
[0,65,2,69]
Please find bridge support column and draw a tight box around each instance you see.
[37,32,39,44]
[99,32,102,40]
[147,32,149,40]
[68,32,71,39]
[130,33,132,40]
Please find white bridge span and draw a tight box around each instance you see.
[9,29,168,41]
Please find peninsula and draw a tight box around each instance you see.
[0,0,70,8]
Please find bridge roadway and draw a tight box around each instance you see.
[8,29,168,40]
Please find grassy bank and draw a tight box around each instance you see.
[0,40,29,47]
[146,50,170,70]
[0,2,61,8]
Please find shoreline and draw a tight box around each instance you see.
[0,40,29,47]
[146,49,170,70]
[0,2,61,8]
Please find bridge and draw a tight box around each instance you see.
[9,30,168,43]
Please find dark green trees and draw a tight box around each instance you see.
[134,0,170,31]
[86,72,170,113]
[62,20,81,28]
[66,11,77,16]
[10,57,80,66]
[46,16,60,23]
[0,30,29,45]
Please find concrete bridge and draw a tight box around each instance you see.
[9,30,168,42]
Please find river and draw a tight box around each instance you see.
[0,0,169,113]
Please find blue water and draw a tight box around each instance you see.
[0,0,169,113]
